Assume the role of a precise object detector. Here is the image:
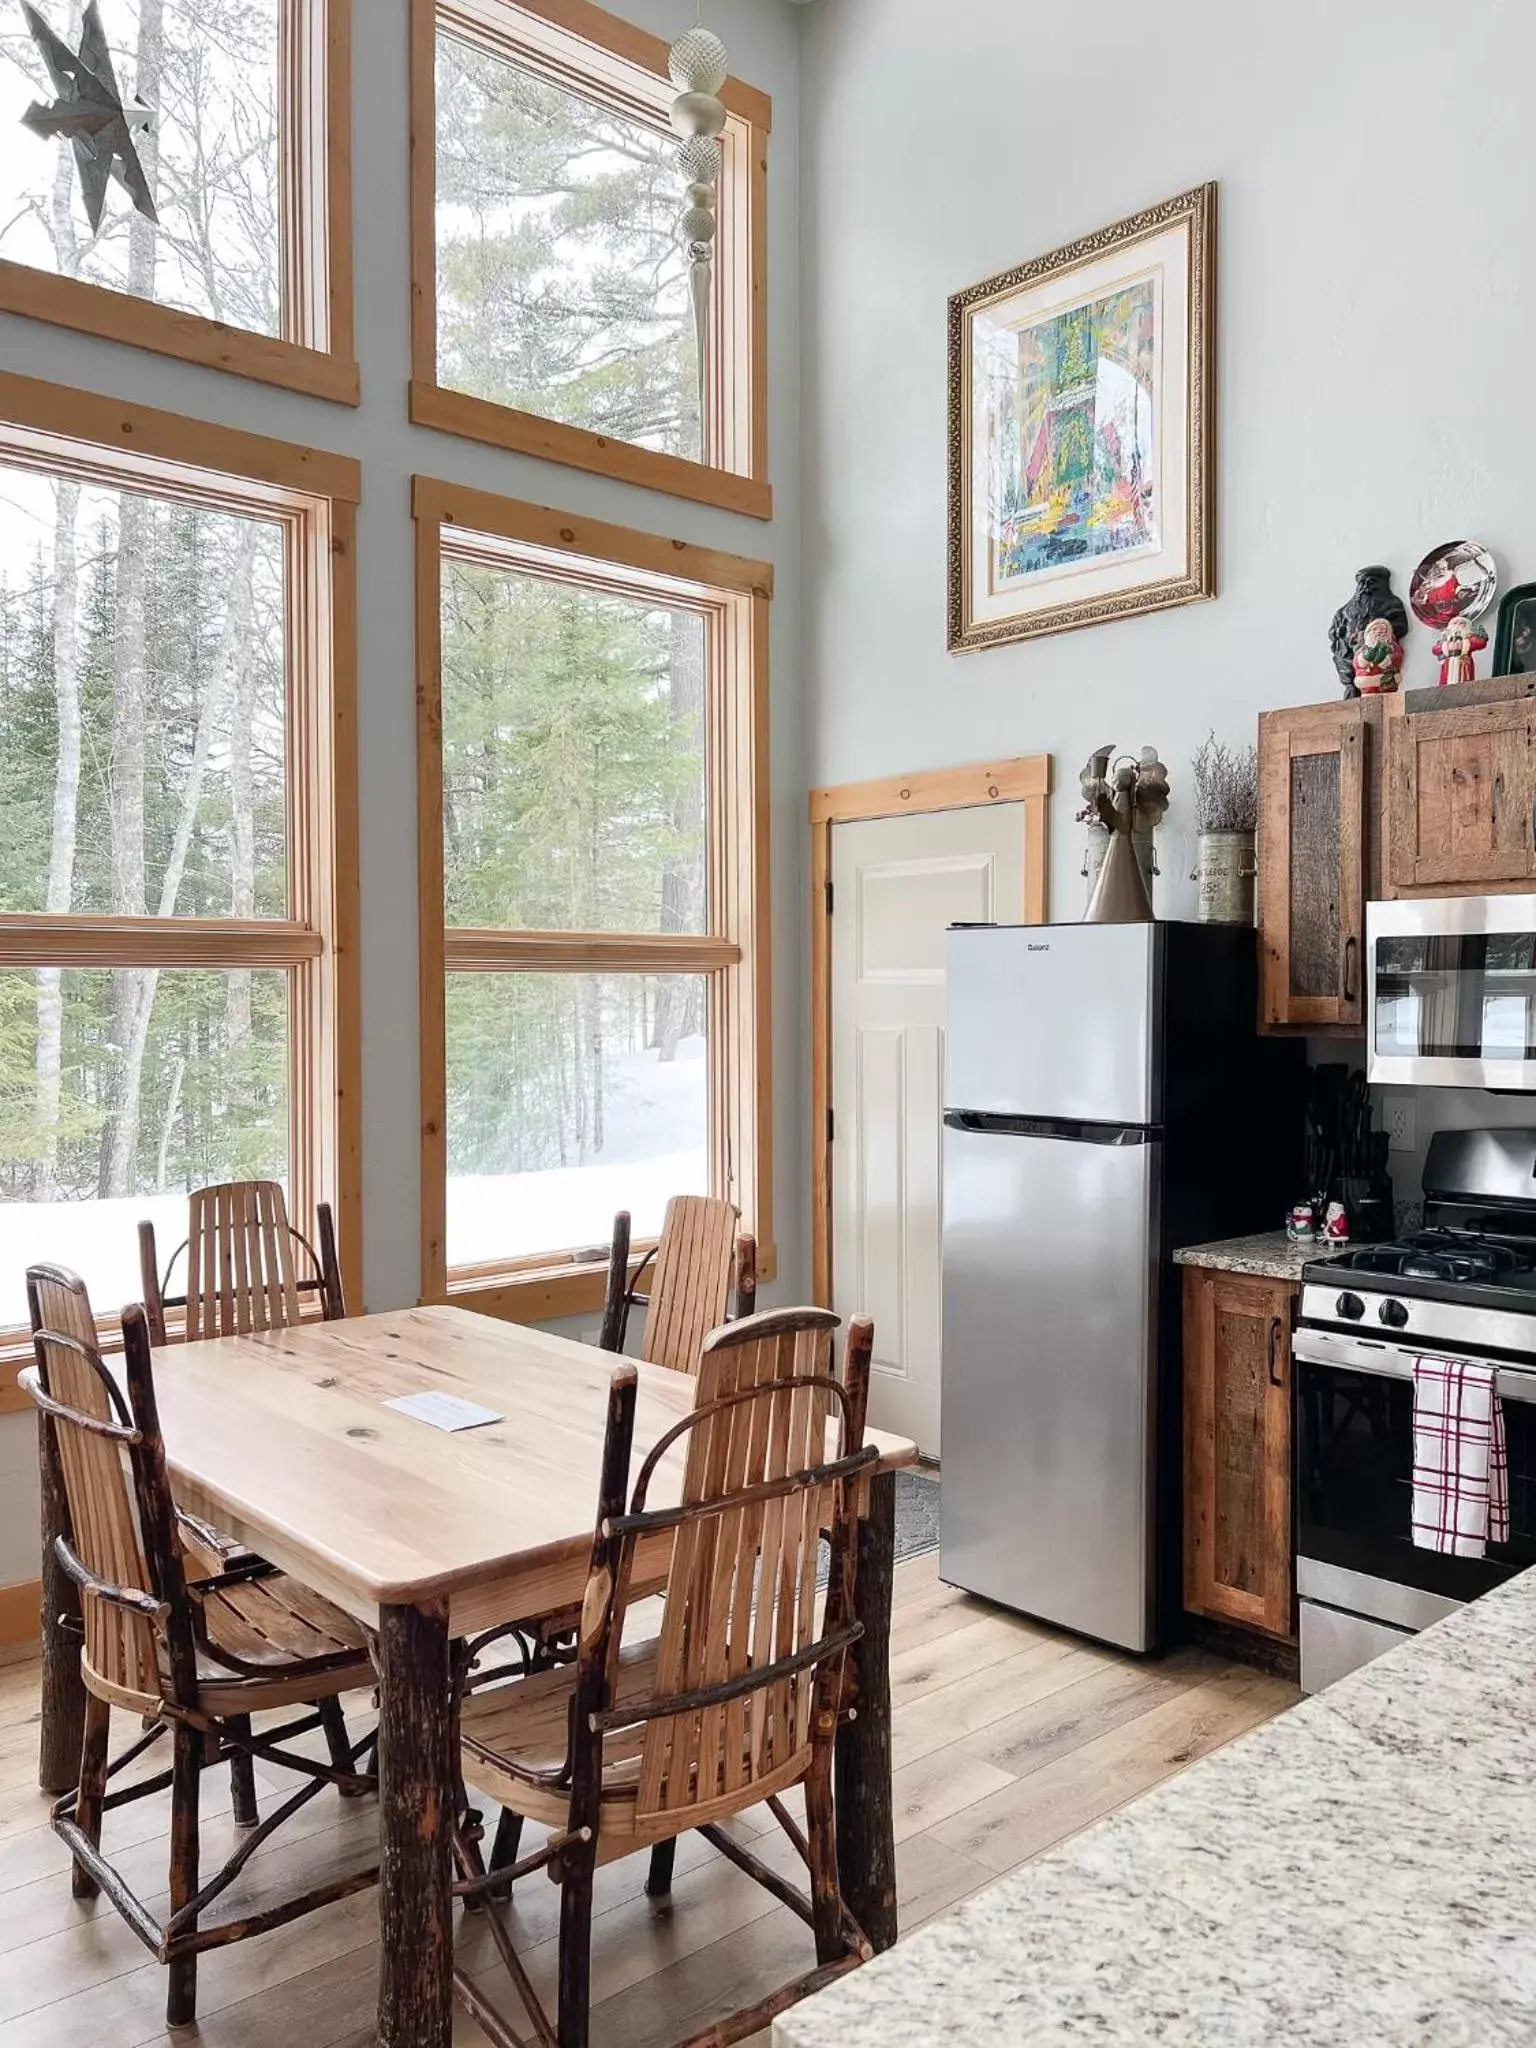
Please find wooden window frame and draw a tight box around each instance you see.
[409,0,771,520]
[413,473,773,1324]
[807,757,1052,1306]
[0,369,361,1399]
[0,0,357,404]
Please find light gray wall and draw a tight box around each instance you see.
[799,0,1536,1213]
[0,0,805,1589]
[800,0,1536,913]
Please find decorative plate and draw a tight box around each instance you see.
[1409,540,1498,629]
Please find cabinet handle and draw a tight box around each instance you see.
[1342,934,1360,1006]
[1267,1317,1285,1389]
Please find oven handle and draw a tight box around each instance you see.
[1293,1327,1536,1404]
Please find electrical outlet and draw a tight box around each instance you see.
[1384,1096,1417,1154]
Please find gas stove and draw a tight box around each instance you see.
[1293,1126,1536,1698]
[1299,1127,1536,1359]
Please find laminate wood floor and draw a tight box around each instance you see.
[0,1555,1297,2045]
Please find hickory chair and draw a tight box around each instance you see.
[490,1192,759,1903]
[134,1181,359,1793]
[22,1268,379,2030]
[600,1194,757,1367]
[452,1305,878,2048]
[138,1179,346,1349]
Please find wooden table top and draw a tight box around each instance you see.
[151,1305,917,1631]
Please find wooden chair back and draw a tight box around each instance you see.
[23,1271,190,1716]
[139,1182,345,1344]
[601,1195,755,1374]
[577,1308,876,1834]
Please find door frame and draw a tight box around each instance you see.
[809,755,1052,1306]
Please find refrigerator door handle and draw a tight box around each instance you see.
[942,1109,1159,1147]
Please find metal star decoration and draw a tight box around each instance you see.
[18,0,157,232]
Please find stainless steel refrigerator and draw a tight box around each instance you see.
[939,922,1303,1653]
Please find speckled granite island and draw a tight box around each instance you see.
[1173,1227,1316,1282]
[777,1569,1536,2047]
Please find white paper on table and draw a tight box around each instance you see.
[384,1391,504,1432]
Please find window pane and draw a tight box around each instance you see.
[0,966,289,1326]
[442,558,706,935]
[435,31,702,462]
[0,0,282,336]
[446,971,707,1267]
[0,465,287,917]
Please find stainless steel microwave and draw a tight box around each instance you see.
[1368,895,1536,1089]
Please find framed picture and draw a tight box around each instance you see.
[1493,582,1536,676]
[947,183,1217,655]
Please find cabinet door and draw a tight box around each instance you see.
[1385,700,1536,892]
[1257,704,1370,1031]
[1183,1267,1295,1640]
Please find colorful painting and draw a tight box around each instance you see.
[948,186,1216,654]
[986,281,1158,587]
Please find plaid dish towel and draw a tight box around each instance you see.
[1411,1355,1509,1557]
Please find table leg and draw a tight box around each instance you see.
[835,1468,897,1953]
[377,1600,455,2048]
[38,1411,85,1796]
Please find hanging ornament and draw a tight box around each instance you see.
[17,0,158,232]
[668,22,728,428]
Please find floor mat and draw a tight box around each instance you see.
[820,1466,939,1585]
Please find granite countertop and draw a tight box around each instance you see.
[1174,1228,1316,1281]
[775,1570,1536,2048]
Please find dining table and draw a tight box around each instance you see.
[33,1303,918,2048]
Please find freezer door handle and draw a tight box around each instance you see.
[942,1109,1158,1146]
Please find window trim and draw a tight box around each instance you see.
[409,0,771,519]
[413,473,773,1323]
[0,0,357,405]
[0,369,361,1397]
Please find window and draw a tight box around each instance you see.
[411,0,770,519]
[0,0,354,401]
[415,475,771,1320]
[0,371,359,1359]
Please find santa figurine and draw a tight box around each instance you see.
[1351,617,1405,695]
[1432,613,1488,687]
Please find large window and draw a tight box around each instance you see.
[415,476,771,1320]
[0,372,359,1358]
[411,0,770,519]
[0,0,354,400]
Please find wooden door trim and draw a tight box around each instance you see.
[809,755,1051,1306]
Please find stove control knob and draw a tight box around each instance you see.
[1378,1298,1410,1329]
[1335,1292,1365,1321]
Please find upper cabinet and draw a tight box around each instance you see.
[1257,701,1377,1033]
[1382,696,1536,894]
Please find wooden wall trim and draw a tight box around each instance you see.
[0,0,356,403]
[0,370,362,503]
[809,754,1052,1306]
[414,484,773,1311]
[412,475,773,596]
[409,0,770,513]
[0,1581,40,1653]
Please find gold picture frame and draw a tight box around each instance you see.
[947,182,1217,655]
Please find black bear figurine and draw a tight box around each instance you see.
[1329,566,1409,697]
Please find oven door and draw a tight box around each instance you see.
[1295,1327,1536,1604]
[1368,894,1536,1089]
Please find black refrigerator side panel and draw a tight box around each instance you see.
[1153,924,1307,1646]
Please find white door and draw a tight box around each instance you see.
[830,805,1026,1454]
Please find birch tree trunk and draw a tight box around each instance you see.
[652,611,705,1063]
[100,0,165,1198]
[113,529,259,1196]
[33,3,85,1202]
[34,481,81,1202]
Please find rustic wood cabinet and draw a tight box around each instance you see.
[1383,695,1536,894]
[1257,701,1377,1033]
[1183,1266,1295,1641]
